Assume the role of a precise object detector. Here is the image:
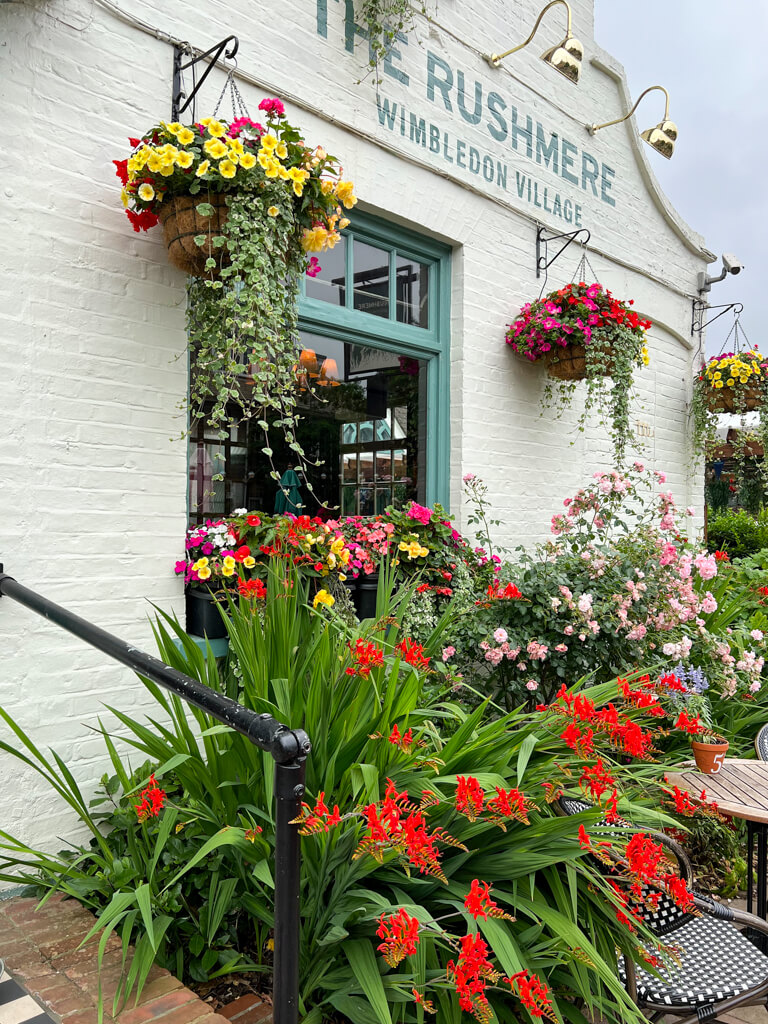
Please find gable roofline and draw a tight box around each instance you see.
[590,48,716,264]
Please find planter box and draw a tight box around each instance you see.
[185,589,229,640]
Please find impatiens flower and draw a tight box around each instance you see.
[305,256,321,277]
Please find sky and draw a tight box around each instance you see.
[594,0,767,357]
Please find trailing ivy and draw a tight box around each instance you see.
[355,0,429,77]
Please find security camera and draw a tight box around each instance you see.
[722,253,744,275]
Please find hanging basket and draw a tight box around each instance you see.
[157,194,230,277]
[705,386,763,414]
[544,342,615,382]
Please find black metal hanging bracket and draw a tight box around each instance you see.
[171,35,239,121]
[691,300,743,336]
[536,224,591,278]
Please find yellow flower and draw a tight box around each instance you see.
[278,165,291,180]
[197,566,212,580]
[221,564,235,577]
[204,138,228,159]
[325,231,341,249]
[268,206,279,217]
[302,226,328,252]
[327,552,337,569]
[164,122,183,135]
[260,133,278,151]
[243,556,256,568]
[199,117,213,127]
[339,217,350,230]
[276,141,288,159]
[159,163,175,176]
[714,381,724,388]
[207,119,227,138]
[712,372,721,380]
[120,187,129,208]
[219,159,237,178]
[335,180,358,209]
[138,183,155,202]
[740,376,749,384]
[223,556,236,569]
[240,152,257,170]
[147,152,162,172]
[330,537,346,555]
[196,160,210,177]
[313,589,335,609]
[726,378,735,386]
[193,557,209,569]
[264,159,280,179]
[228,138,245,155]
[321,180,335,195]
[176,127,195,146]
[257,151,271,170]
[176,151,194,169]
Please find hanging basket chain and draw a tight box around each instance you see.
[570,245,601,286]
[212,64,252,122]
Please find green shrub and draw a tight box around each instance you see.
[707,507,768,558]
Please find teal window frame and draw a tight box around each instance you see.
[298,211,452,508]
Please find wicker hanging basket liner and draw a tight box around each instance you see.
[706,386,763,414]
[544,342,615,382]
[157,194,230,277]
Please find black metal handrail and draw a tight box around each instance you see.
[0,567,308,1024]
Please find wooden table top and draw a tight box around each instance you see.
[667,758,768,825]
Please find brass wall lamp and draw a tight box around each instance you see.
[484,0,584,84]
[588,85,678,159]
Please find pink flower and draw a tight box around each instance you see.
[463,473,476,483]
[493,628,508,644]
[407,502,433,525]
[258,97,286,117]
[555,643,568,652]
[751,681,762,693]
[306,257,321,278]
[752,630,764,642]
[526,680,539,691]
[442,646,456,661]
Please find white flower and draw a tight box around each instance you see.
[232,508,248,515]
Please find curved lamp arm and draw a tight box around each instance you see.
[487,0,573,67]
[588,85,670,135]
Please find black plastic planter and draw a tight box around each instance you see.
[185,589,228,639]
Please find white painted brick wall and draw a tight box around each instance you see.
[0,0,707,856]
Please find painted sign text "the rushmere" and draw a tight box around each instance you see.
[316,0,618,220]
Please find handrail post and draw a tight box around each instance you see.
[273,755,307,1024]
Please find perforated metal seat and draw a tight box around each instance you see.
[755,723,768,761]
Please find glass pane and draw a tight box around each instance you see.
[392,406,408,439]
[359,485,375,516]
[342,486,357,515]
[353,240,389,318]
[342,421,357,444]
[359,451,375,482]
[393,483,408,507]
[342,453,358,483]
[396,256,429,328]
[230,445,247,477]
[359,421,375,444]
[305,236,347,306]
[376,488,391,514]
[392,449,407,480]
[375,452,393,482]
[375,419,392,441]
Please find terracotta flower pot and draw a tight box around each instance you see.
[157,193,230,277]
[691,738,729,774]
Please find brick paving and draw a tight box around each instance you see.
[0,894,271,1024]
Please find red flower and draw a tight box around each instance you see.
[126,208,159,232]
[238,577,266,599]
[395,637,430,670]
[714,550,730,562]
[506,970,555,1020]
[456,775,485,820]
[389,723,414,750]
[347,639,385,677]
[246,514,262,526]
[411,988,435,1013]
[446,932,500,1019]
[674,711,702,735]
[113,158,129,184]
[376,909,420,966]
[486,786,533,826]
[233,544,252,562]
[463,879,511,920]
[579,758,616,802]
[625,832,664,884]
[134,773,166,821]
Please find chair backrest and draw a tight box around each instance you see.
[756,724,768,761]
[556,794,693,937]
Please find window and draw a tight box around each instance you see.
[188,213,450,523]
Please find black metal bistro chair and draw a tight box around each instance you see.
[557,796,768,1023]
[755,723,768,762]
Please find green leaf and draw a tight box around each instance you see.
[195,202,214,217]
[342,940,392,1024]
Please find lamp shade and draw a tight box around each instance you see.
[318,357,341,386]
[640,119,678,159]
[299,347,319,376]
[541,35,583,83]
